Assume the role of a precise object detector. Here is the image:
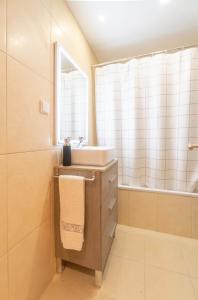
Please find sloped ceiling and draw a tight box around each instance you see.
[67,0,198,63]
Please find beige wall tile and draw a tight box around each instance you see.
[157,194,192,237]
[51,1,96,68]
[50,21,64,83]
[51,0,92,72]
[118,189,129,225]
[50,83,55,144]
[119,189,194,239]
[50,1,96,69]
[9,220,54,300]
[7,0,50,80]
[192,197,198,239]
[41,0,51,12]
[7,150,57,249]
[2,0,97,299]
[0,51,6,154]
[0,156,7,257]
[0,255,8,300]
[51,0,69,32]
[50,17,96,85]
[0,0,6,52]
[7,57,51,153]
[128,191,157,230]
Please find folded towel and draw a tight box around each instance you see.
[59,175,85,251]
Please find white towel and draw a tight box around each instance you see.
[59,175,85,251]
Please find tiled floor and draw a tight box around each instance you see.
[40,225,198,300]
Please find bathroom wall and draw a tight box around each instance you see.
[0,1,97,300]
[118,188,198,239]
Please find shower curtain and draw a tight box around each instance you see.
[95,47,198,193]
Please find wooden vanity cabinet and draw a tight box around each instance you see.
[54,159,118,286]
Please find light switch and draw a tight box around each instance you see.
[40,100,50,115]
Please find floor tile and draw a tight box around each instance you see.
[145,232,188,274]
[182,239,198,277]
[100,255,144,300]
[191,277,198,299]
[40,256,144,300]
[40,266,98,300]
[95,294,116,300]
[111,225,145,262]
[145,265,196,300]
[39,225,198,300]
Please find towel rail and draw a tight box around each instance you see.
[53,175,96,182]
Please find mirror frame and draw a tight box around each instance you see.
[54,42,89,145]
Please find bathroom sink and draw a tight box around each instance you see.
[71,146,115,166]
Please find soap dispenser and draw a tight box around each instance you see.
[63,137,72,166]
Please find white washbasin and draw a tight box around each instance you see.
[71,146,115,166]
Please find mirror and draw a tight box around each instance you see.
[55,43,88,144]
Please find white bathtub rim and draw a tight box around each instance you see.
[119,184,198,198]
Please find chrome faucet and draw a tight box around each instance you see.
[78,137,84,148]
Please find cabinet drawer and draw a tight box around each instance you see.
[102,205,117,270]
[102,163,118,198]
[102,190,117,229]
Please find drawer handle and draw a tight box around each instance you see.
[109,223,116,239]
[108,197,117,211]
[108,175,117,184]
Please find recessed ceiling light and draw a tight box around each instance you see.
[98,15,105,23]
[160,0,171,4]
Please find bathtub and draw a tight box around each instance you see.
[118,185,198,239]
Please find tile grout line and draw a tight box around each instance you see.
[5,0,10,298]
[143,232,146,300]
[186,52,192,194]
[49,0,53,147]
[190,277,198,300]
[110,252,144,265]
[0,146,61,156]
[114,227,198,300]
[180,244,198,299]
[156,192,159,233]
[6,52,52,84]
[144,261,197,278]
[116,226,198,277]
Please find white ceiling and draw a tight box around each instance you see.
[67,0,198,63]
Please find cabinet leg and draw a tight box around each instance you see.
[56,258,64,273]
[95,270,102,288]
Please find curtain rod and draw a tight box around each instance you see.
[92,43,198,68]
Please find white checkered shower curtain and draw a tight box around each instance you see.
[95,48,198,193]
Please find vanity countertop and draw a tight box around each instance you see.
[56,158,118,172]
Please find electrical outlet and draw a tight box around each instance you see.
[40,100,50,115]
